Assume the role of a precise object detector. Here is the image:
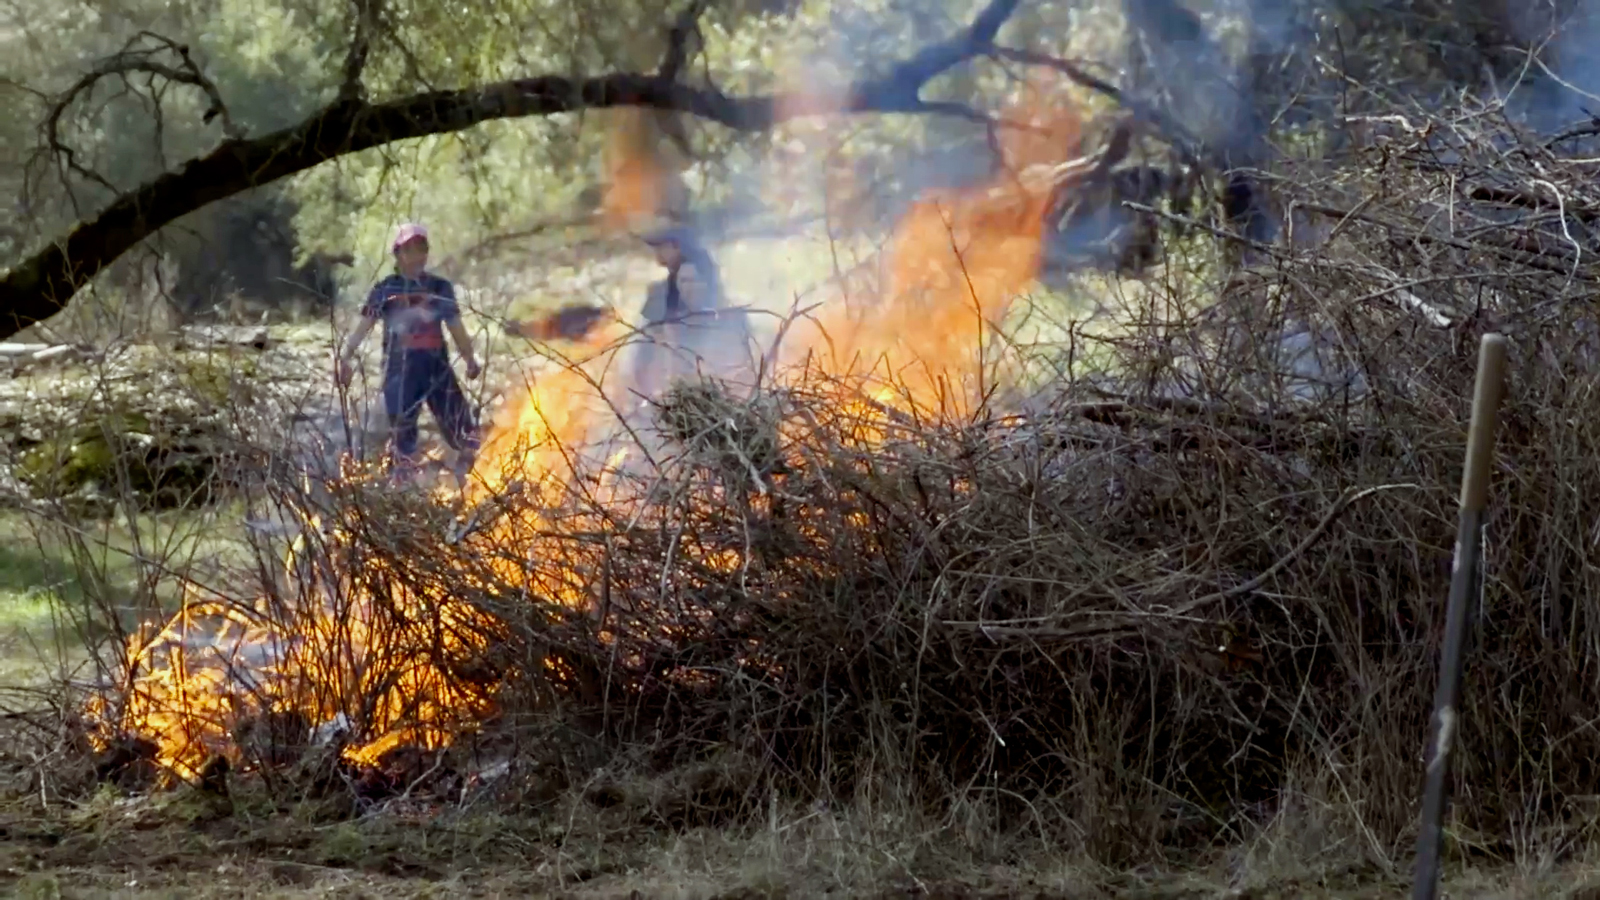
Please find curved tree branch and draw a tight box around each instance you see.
[0,0,1025,339]
[33,31,244,218]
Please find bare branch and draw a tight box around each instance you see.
[847,0,1018,113]
[339,0,382,102]
[27,31,244,233]
[989,46,1122,102]
[988,44,1205,168]
[652,0,712,161]
[659,0,709,84]
[140,33,240,138]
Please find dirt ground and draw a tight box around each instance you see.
[2,787,1596,900]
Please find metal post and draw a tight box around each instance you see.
[1412,332,1509,900]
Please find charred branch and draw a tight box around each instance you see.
[0,0,1031,339]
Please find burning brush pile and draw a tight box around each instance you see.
[92,371,1377,829]
[70,72,1600,856]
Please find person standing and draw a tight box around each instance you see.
[335,223,482,485]
[641,224,724,320]
[628,224,749,400]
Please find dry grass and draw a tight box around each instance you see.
[4,771,1600,899]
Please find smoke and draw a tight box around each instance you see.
[662,6,1009,343]
[635,0,1379,394]
[1116,0,1320,253]
[1123,0,1279,165]
[1502,0,1600,130]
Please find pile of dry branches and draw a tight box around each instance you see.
[66,100,1600,864]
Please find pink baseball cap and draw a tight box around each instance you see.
[392,222,429,250]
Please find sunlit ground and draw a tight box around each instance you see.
[0,792,1591,899]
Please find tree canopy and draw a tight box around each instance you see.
[0,0,1573,339]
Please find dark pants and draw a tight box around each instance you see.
[383,351,479,472]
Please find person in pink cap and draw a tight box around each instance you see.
[336,223,482,484]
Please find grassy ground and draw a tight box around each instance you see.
[0,524,75,685]
[1,788,1596,899]
[0,506,254,688]
[0,509,137,687]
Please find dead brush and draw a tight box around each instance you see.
[34,93,1600,873]
[651,378,787,496]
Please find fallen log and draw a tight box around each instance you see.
[30,344,77,363]
[0,342,87,365]
[176,325,275,351]
[0,343,52,357]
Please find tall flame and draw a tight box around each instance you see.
[94,70,1090,782]
[599,107,689,232]
[793,73,1083,415]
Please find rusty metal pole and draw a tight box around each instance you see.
[1412,332,1509,900]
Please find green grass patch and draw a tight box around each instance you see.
[0,506,254,688]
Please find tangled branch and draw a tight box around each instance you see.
[44,31,241,166]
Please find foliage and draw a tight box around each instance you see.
[0,0,1576,337]
[1,0,1125,326]
[0,0,341,326]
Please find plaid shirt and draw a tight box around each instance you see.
[362,272,459,355]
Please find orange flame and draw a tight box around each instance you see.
[794,74,1082,415]
[599,108,687,232]
[95,71,1090,783]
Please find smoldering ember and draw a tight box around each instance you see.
[3,0,1600,897]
